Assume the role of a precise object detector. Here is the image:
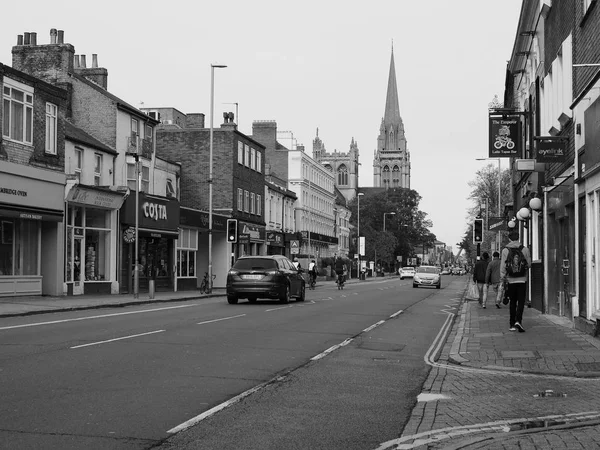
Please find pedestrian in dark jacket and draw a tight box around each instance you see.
[484,251,501,309]
[472,252,490,306]
[500,231,532,332]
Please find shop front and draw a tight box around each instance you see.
[64,184,128,295]
[266,231,285,255]
[237,222,265,257]
[178,207,227,291]
[119,193,180,294]
[0,161,65,297]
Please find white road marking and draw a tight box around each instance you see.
[70,329,165,349]
[197,314,246,325]
[390,310,403,318]
[310,338,353,361]
[0,304,200,331]
[265,305,293,312]
[363,320,385,333]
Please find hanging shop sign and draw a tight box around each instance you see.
[123,226,136,243]
[534,137,568,163]
[489,115,522,157]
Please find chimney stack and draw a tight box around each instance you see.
[92,54,98,68]
[57,30,64,44]
[17,35,23,46]
[74,55,80,68]
[23,32,30,45]
[80,54,86,68]
[30,32,37,45]
[50,28,57,44]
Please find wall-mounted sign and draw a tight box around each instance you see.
[121,193,179,232]
[489,115,521,157]
[535,137,567,163]
[123,227,136,243]
[266,231,284,246]
[67,185,127,210]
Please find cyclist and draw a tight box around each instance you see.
[292,257,301,270]
[308,259,317,288]
[335,257,346,289]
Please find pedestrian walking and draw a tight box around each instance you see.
[484,251,502,309]
[472,252,490,306]
[500,230,532,332]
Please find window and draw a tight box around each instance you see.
[238,141,244,164]
[130,118,139,150]
[257,194,262,216]
[166,179,176,198]
[3,79,33,145]
[176,228,197,278]
[337,164,348,186]
[126,163,137,191]
[250,193,255,214]
[45,103,58,154]
[237,188,243,211]
[256,151,262,173]
[0,219,40,276]
[74,148,83,182]
[94,154,102,186]
[145,124,152,142]
[141,165,149,192]
[250,148,256,170]
[245,144,250,168]
[244,190,249,212]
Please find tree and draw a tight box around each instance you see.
[460,163,512,260]
[348,188,436,270]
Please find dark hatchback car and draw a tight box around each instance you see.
[226,255,305,304]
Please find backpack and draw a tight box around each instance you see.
[505,245,528,277]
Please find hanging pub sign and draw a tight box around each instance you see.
[534,136,568,163]
[489,114,522,157]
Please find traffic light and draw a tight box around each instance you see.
[473,218,483,243]
[227,219,238,243]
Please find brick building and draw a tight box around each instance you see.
[0,60,68,296]
[147,108,267,288]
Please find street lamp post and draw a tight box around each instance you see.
[209,63,227,294]
[476,158,502,252]
[357,192,364,279]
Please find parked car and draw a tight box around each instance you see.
[226,255,305,304]
[413,265,441,289]
[398,266,416,280]
[441,268,451,275]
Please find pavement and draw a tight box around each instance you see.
[2,275,600,449]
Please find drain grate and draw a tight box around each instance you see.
[575,362,600,371]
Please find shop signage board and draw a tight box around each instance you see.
[121,193,180,232]
[535,137,568,163]
[488,216,507,232]
[489,114,521,157]
[67,186,127,209]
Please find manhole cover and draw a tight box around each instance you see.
[575,362,600,371]
[499,350,538,359]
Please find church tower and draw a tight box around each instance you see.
[313,128,359,202]
[373,46,411,189]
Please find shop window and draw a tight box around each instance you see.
[177,228,197,278]
[0,219,39,276]
[45,103,58,154]
[3,80,33,145]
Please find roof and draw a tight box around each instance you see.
[65,121,117,155]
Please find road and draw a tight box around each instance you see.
[0,276,463,450]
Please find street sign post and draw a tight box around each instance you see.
[290,240,299,255]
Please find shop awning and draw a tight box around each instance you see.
[0,205,63,222]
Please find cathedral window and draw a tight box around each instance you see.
[337,164,348,186]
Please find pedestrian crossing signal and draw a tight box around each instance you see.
[227,219,238,243]
[473,218,483,244]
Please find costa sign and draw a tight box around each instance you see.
[143,202,168,221]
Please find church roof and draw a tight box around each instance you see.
[383,48,402,128]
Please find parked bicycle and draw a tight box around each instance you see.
[200,272,216,294]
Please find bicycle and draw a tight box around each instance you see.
[308,271,317,290]
[200,272,216,294]
[336,272,346,290]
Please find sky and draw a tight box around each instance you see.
[1,0,523,251]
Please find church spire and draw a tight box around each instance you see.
[384,46,402,127]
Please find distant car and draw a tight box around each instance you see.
[413,265,441,289]
[226,255,305,304]
[399,266,415,280]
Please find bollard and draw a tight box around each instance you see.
[149,279,155,299]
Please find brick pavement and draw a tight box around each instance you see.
[376,280,600,450]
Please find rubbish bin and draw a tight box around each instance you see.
[149,279,155,299]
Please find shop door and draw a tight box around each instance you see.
[73,236,84,295]
[145,238,173,291]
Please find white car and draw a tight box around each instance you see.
[399,267,415,280]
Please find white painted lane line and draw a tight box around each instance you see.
[311,338,354,361]
[265,305,293,312]
[197,314,246,325]
[0,304,200,331]
[363,320,385,333]
[70,329,165,349]
[390,309,404,318]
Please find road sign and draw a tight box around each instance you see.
[290,240,299,254]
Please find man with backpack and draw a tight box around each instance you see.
[500,230,532,332]
[472,252,490,306]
